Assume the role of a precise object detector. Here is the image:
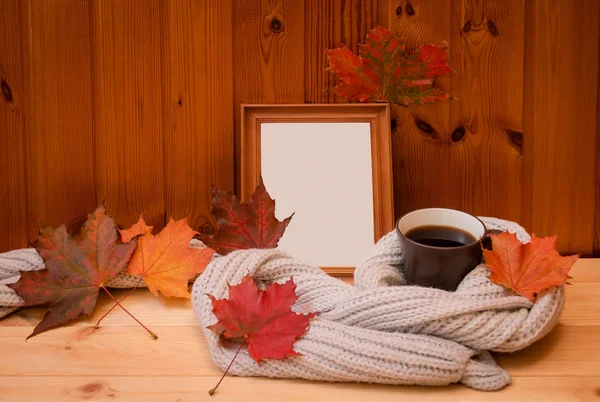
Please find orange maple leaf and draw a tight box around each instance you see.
[118,214,153,243]
[482,232,578,301]
[125,217,215,298]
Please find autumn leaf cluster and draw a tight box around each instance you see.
[327,26,452,105]
[9,208,214,339]
[9,180,293,339]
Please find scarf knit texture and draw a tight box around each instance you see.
[191,217,563,391]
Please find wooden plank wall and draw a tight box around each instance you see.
[0,0,599,256]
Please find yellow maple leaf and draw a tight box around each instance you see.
[126,218,214,298]
[118,214,153,243]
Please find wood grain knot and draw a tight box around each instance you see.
[487,21,500,36]
[390,118,397,131]
[462,21,471,33]
[202,224,214,236]
[177,95,183,106]
[78,383,103,394]
[1,80,13,102]
[270,18,283,32]
[265,13,285,33]
[73,382,116,399]
[505,129,523,152]
[415,119,436,137]
[405,2,415,16]
[451,127,466,142]
[395,5,402,16]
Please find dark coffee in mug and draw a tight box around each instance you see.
[396,208,487,291]
[405,225,477,248]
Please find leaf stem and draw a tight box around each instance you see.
[209,337,246,396]
[95,276,144,327]
[100,286,158,339]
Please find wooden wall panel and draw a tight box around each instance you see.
[0,1,28,250]
[233,0,305,193]
[1,0,599,256]
[91,0,165,230]
[387,0,454,217]
[304,0,385,104]
[462,0,524,223]
[596,56,600,257]
[389,0,525,225]
[23,0,97,240]
[160,0,234,233]
[523,0,599,255]
[204,2,235,196]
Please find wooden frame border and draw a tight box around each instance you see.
[240,103,394,276]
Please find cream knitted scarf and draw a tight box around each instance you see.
[191,218,564,391]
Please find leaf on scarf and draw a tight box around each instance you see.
[207,274,317,395]
[125,217,215,298]
[200,178,293,255]
[326,26,452,105]
[8,207,137,339]
[483,232,579,301]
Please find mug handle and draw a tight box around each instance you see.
[481,228,504,251]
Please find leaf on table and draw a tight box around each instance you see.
[482,232,579,301]
[200,178,293,255]
[125,218,215,298]
[326,26,452,105]
[8,206,137,339]
[118,214,153,243]
[207,274,317,395]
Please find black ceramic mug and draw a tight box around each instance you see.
[396,208,487,291]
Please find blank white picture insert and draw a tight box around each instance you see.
[260,122,375,267]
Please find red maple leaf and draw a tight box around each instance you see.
[327,26,452,105]
[483,232,578,301]
[207,274,316,395]
[417,44,453,78]
[326,48,379,102]
[200,179,293,255]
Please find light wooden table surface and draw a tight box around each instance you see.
[1,260,599,402]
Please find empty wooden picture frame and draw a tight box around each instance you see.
[240,104,394,276]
